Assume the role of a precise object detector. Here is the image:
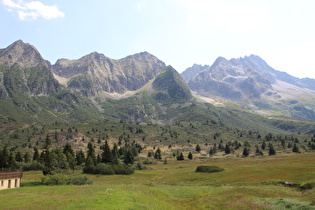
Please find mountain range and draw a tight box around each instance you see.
[1,40,315,135]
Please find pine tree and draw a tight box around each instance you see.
[86,142,96,165]
[63,143,74,156]
[292,143,300,153]
[15,151,23,162]
[124,149,134,165]
[75,149,85,165]
[33,147,40,161]
[102,140,112,163]
[261,141,266,150]
[188,152,193,160]
[225,144,231,154]
[243,147,249,157]
[177,152,184,161]
[154,148,162,159]
[23,152,30,163]
[195,144,201,153]
[268,143,276,156]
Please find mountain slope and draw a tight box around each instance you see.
[0,40,60,98]
[52,51,166,97]
[183,55,315,120]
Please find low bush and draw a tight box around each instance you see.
[300,182,315,190]
[42,174,70,185]
[83,163,134,175]
[22,161,44,171]
[195,165,224,173]
[42,174,92,186]
[70,175,93,185]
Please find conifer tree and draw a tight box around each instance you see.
[292,143,300,153]
[76,149,85,165]
[188,152,193,160]
[268,143,276,156]
[33,147,39,161]
[195,144,201,153]
[225,144,231,154]
[243,147,249,157]
[177,152,184,161]
[102,140,112,163]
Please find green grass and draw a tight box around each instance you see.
[1,153,315,209]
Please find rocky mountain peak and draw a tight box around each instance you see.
[0,40,49,68]
[153,65,192,101]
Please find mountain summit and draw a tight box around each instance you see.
[182,55,315,120]
[52,51,166,97]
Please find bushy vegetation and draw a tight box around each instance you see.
[83,163,134,175]
[42,174,92,186]
[195,165,224,173]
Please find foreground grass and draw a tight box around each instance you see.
[1,153,315,209]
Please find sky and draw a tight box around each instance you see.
[1,0,315,79]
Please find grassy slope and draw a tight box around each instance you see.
[1,153,314,209]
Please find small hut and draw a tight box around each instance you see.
[0,172,23,190]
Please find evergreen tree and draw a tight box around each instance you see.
[225,144,231,154]
[154,148,162,159]
[268,143,276,156]
[124,149,134,165]
[112,143,119,158]
[177,152,184,161]
[292,143,300,153]
[86,142,96,165]
[101,140,112,163]
[243,147,250,157]
[8,152,18,170]
[63,143,74,156]
[195,144,201,153]
[23,152,30,163]
[15,151,23,162]
[0,146,10,169]
[33,147,39,161]
[66,152,76,173]
[188,152,193,160]
[261,141,266,150]
[76,149,85,165]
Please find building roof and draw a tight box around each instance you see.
[0,172,23,179]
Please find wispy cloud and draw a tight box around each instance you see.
[2,0,64,20]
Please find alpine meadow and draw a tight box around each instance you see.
[0,40,315,209]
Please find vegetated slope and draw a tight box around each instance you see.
[0,40,315,139]
[52,51,166,97]
[183,55,315,120]
[0,40,101,127]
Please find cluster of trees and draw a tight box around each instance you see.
[83,140,141,175]
[0,134,143,176]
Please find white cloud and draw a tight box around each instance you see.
[2,0,64,20]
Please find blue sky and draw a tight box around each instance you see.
[1,0,315,79]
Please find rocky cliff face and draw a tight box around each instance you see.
[0,40,60,98]
[183,55,315,120]
[52,51,166,97]
[181,64,209,82]
[186,55,275,100]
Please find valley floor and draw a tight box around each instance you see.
[1,153,315,209]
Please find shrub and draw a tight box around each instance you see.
[42,174,93,186]
[113,164,135,175]
[70,175,93,185]
[300,182,315,190]
[42,174,71,185]
[93,163,115,175]
[195,165,224,173]
[83,163,134,175]
[22,161,44,171]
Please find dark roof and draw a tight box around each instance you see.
[0,172,23,179]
